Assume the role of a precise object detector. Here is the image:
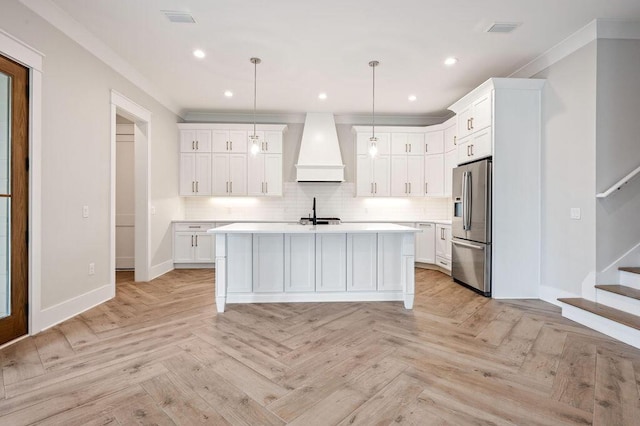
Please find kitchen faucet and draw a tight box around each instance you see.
[312,197,317,226]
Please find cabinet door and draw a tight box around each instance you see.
[356,155,373,196]
[378,233,403,291]
[227,234,252,292]
[228,154,247,195]
[425,154,444,197]
[174,231,195,262]
[247,153,265,196]
[264,154,282,196]
[229,131,248,153]
[424,131,444,155]
[316,234,347,291]
[468,128,492,161]
[264,131,283,153]
[457,106,473,139]
[247,130,265,153]
[194,232,215,262]
[408,133,425,156]
[390,156,408,196]
[435,224,448,258]
[471,93,492,133]
[212,130,230,152]
[180,130,197,152]
[179,153,196,196]
[372,155,390,196]
[194,153,212,195]
[285,234,315,292]
[443,225,452,259]
[415,223,435,263]
[195,130,212,152]
[253,234,284,293]
[357,132,391,156]
[444,122,457,152]
[444,150,457,197]
[212,154,229,195]
[391,133,408,156]
[346,234,377,291]
[406,156,424,197]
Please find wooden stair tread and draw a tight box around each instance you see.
[595,284,640,301]
[558,297,640,331]
[619,267,640,275]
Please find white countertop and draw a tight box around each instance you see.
[175,219,451,225]
[208,222,421,234]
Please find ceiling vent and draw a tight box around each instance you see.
[162,11,196,24]
[486,22,520,33]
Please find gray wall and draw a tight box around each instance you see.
[0,0,182,308]
[595,39,640,279]
[534,42,598,296]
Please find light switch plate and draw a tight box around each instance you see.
[82,205,89,218]
[570,207,581,220]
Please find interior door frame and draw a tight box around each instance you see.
[110,91,151,286]
[0,29,43,336]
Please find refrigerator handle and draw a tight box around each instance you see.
[452,239,484,250]
[462,171,472,230]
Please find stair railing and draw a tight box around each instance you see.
[596,164,640,198]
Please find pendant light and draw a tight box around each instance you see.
[368,60,379,157]
[250,57,261,155]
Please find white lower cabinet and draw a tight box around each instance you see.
[173,223,216,264]
[377,233,404,291]
[316,234,347,292]
[346,234,377,291]
[227,234,253,292]
[415,223,436,264]
[253,234,284,293]
[284,234,315,292]
[435,224,452,271]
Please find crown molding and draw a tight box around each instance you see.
[182,111,450,126]
[20,0,181,117]
[509,19,640,78]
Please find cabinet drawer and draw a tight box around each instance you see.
[435,256,451,270]
[174,222,215,232]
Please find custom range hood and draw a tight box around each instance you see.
[295,113,345,182]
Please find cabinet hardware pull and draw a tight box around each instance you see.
[425,182,428,193]
[196,140,199,150]
[409,144,411,153]
[195,235,198,246]
[467,119,470,131]
[226,181,229,193]
[470,144,474,156]
[230,181,233,193]
[470,117,474,130]
[191,235,194,247]
[192,181,195,193]
[192,141,195,150]
[454,136,457,145]
[375,183,377,194]
[425,144,428,153]
[230,141,233,151]
[188,225,200,228]
[196,181,199,193]
[266,142,268,151]
[265,182,268,193]
[371,182,374,194]
[226,141,229,150]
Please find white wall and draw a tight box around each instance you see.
[595,39,640,281]
[0,0,181,310]
[534,42,598,297]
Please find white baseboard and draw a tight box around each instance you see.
[560,302,640,349]
[149,259,174,281]
[116,257,134,269]
[539,285,580,307]
[226,291,404,304]
[174,263,215,269]
[35,283,113,333]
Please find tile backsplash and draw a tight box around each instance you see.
[184,183,451,222]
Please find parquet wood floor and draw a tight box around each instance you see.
[2,268,640,425]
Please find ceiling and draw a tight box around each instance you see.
[48,0,640,118]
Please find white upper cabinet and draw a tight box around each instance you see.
[457,92,492,140]
[424,131,444,155]
[457,127,492,164]
[212,153,247,196]
[180,130,212,153]
[179,153,212,196]
[356,132,390,156]
[248,153,282,196]
[424,154,444,197]
[357,154,390,197]
[212,130,248,153]
[391,133,424,156]
[443,119,458,152]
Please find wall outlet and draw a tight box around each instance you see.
[88,262,95,275]
[82,205,89,218]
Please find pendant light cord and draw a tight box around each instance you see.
[253,59,257,138]
[369,61,379,140]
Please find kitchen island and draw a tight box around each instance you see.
[208,223,420,312]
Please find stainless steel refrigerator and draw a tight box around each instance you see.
[451,158,492,296]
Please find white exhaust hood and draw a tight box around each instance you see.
[295,113,345,182]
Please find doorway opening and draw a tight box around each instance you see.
[115,115,135,272]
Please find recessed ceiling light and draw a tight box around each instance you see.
[408,95,417,102]
[193,49,205,59]
[318,93,327,100]
[224,90,233,98]
[444,57,458,66]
